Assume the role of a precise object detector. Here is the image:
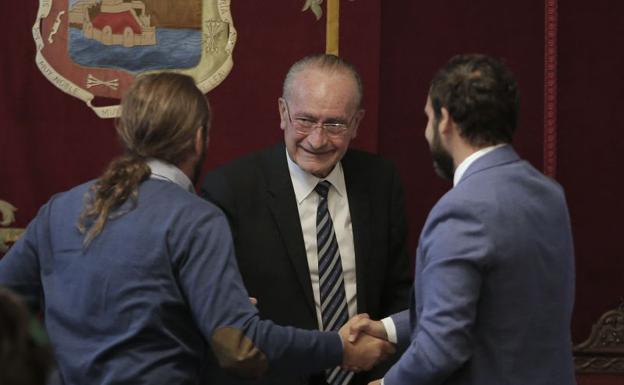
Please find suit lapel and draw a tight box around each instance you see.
[263,144,317,322]
[342,152,372,314]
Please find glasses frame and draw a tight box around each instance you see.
[282,99,357,137]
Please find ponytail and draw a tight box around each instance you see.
[78,155,151,246]
[77,72,210,247]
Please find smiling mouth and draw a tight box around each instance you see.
[300,147,333,156]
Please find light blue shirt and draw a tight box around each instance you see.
[147,158,195,193]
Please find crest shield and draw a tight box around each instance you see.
[34,0,236,118]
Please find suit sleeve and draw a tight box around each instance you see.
[389,310,411,352]
[199,168,237,228]
[171,205,342,380]
[384,201,490,385]
[380,164,412,315]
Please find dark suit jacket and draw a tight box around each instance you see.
[200,143,412,385]
[387,145,576,385]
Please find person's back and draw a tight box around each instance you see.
[20,179,225,384]
[0,72,394,385]
[352,55,576,385]
[425,148,575,384]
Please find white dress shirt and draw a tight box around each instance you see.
[286,151,357,329]
[147,158,195,193]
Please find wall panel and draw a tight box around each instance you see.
[378,0,545,271]
[558,0,624,346]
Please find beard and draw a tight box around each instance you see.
[430,122,455,180]
[191,142,206,186]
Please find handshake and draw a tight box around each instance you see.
[338,314,394,373]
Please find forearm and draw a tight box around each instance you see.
[212,319,342,379]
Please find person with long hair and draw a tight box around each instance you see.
[0,73,393,385]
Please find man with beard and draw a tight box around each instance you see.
[349,54,576,385]
[0,73,394,385]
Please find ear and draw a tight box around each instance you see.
[438,107,453,136]
[349,109,365,139]
[278,97,288,131]
[194,126,206,157]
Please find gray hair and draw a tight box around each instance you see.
[282,54,363,108]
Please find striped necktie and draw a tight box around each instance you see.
[315,181,353,385]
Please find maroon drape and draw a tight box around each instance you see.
[1,2,623,383]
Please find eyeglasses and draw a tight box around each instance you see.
[282,100,356,136]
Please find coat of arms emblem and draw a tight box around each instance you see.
[34,0,236,118]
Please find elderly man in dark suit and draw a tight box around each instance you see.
[200,54,412,385]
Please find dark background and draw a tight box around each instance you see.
[1,1,622,383]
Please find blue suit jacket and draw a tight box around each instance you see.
[386,145,576,385]
[0,179,342,385]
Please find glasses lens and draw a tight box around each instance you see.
[322,123,349,135]
[286,100,352,136]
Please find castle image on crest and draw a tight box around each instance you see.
[67,0,203,73]
[69,0,156,47]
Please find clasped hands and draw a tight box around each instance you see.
[338,313,394,373]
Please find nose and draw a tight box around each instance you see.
[305,125,329,149]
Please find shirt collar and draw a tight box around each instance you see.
[453,144,506,186]
[147,158,195,193]
[285,149,347,204]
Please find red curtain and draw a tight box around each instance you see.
[1,2,623,382]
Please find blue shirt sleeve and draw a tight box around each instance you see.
[169,205,343,377]
[0,203,47,310]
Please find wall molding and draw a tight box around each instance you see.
[574,306,624,373]
[544,0,558,177]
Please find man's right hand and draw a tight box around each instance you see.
[347,313,388,343]
[339,316,395,372]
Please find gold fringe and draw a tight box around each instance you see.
[326,0,339,55]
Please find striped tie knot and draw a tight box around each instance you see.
[315,180,331,199]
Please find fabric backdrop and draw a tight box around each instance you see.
[1,2,622,383]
